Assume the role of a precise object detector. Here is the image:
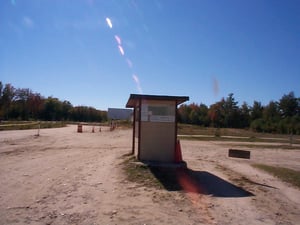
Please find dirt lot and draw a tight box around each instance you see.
[0,125,300,225]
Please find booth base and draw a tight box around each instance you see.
[141,160,187,169]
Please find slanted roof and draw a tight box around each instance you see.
[126,94,189,108]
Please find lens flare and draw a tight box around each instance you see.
[132,74,143,93]
[213,77,219,97]
[105,17,112,29]
[114,35,121,45]
[126,58,133,68]
[118,45,125,55]
[176,170,212,222]
[105,17,143,93]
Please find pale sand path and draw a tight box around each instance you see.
[0,125,299,224]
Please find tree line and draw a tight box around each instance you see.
[1,81,299,134]
[0,81,107,122]
[178,92,300,134]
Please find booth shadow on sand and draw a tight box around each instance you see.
[149,167,254,198]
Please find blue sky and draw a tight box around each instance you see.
[1,0,299,110]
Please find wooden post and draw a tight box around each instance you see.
[137,99,142,160]
[175,101,178,161]
[37,122,40,136]
[132,107,136,155]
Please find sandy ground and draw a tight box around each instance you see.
[0,125,299,225]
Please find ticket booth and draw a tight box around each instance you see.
[126,94,189,163]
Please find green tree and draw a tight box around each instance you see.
[1,83,16,119]
[208,99,225,127]
[198,103,209,126]
[261,101,280,133]
[224,93,240,128]
[189,103,201,125]
[277,92,300,134]
[0,81,4,118]
[13,88,32,120]
[279,92,298,118]
[240,102,251,128]
[43,97,63,121]
[250,118,266,132]
[178,104,191,124]
[250,101,263,122]
[62,100,72,120]
[27,93,44,119]
[263,101,280,121]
